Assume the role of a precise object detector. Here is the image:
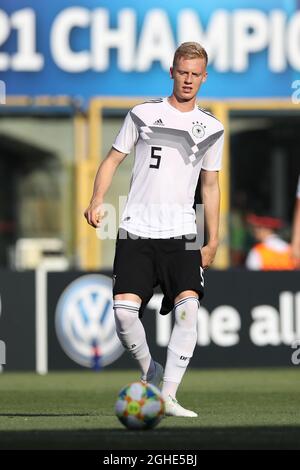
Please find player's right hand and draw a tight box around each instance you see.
[84,198,104,228]
[201,242,218,269]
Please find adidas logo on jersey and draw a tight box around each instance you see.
[153,118,165,126]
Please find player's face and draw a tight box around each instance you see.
[170,57,207,102]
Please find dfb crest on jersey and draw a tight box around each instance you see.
[192,122,206,139]
[55,274,124,368]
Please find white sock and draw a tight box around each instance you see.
[113,299,154,378]
[162,297,199,400]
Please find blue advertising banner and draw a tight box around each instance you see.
[0,0,299,101]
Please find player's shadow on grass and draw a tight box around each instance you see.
[1,426,300,450]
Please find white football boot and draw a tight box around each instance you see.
[141,361,164,388]
[164,395,198,417]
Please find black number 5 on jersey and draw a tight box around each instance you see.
[149,146,162,169]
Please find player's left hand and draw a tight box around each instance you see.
[201,242,218,269]
[292,254,300,268]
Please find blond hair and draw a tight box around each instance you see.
[173,42,208,68]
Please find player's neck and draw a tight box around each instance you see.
[167,95,197,113]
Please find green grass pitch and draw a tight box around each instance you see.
[0,368,299,449]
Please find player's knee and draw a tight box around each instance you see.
[175,290,198,303]
[114,293,142,303]
[113,301,140,331]
[174,297,199,330]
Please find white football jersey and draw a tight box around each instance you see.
[113,97,224,238]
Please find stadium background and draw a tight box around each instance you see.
[1,0,299,371]
[0,0,300,451]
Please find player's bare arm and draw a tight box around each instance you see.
[201,169,220,268]
[84,147,127,228]
[291,198,300,267]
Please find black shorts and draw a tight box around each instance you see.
[112,229,204,317]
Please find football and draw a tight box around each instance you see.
[115,381,165,430]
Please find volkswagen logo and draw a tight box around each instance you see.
[55,274,124,368]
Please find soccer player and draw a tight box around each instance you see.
[291,175,300,268]
[84,42,224,417]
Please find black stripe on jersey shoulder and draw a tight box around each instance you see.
[197,106,221,123]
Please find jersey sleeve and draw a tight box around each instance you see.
[297,175,300,199]
[201,130,224,171]
[112,111,139,154]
